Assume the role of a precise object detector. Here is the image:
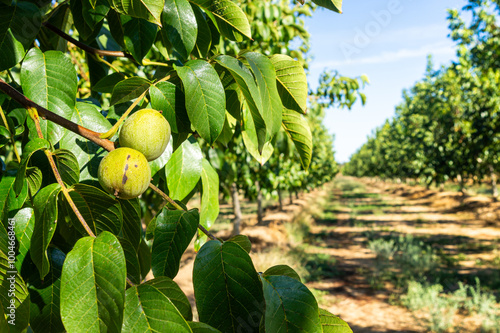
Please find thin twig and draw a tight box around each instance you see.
[6,70,16,85]
[148,183,185,211]
[198,224,216,241]
[43,22,136,62]
[45,150,96,237]
[99,89,148,139]
[148,183,217,240]
[28,107,96,238]
[126,277,135,287]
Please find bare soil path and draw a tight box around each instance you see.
[174,176,500,332]
[306,177,500,332]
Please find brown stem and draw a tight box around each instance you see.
[45,150,96,238]
[0,79,115,152]
[43,22,136,62]
[198,224,216,241]
[148,183,217,241]
[27,107,96,238]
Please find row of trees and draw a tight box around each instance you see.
[344,0,500,195]
[0,0,365,332]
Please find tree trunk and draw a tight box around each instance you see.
[457,174,466,194]
[289,190,293,205]
[295,191,299,200]
[256,180,263,225]
[490,164,498,198]
[278,187,283,211]
[231,183,242,235]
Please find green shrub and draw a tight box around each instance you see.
[402,282,457,333]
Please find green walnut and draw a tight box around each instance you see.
[119,108,171,161]
[98,147,151,199]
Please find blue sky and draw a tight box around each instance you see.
[305,0,467,163]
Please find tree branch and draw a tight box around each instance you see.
[0,78,115,151]
[43,22,136,62]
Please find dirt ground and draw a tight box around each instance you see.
[173,176,500,332]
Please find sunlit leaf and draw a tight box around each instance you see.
[175,60,225,144]
[193,240,264,332]
[61,232,126,333]
[151,208,199,278]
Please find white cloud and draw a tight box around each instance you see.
[311,42,456,68]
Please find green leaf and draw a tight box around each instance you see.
[0,252,30,333]
[175,60,225,144]
[21,49,77,144]
[190,0,251,41]
[92,72,126,93]
[138,237,152,279]
[241,106,273,165]
[227,234,251,253]
[165,137,203,201]
[263,265,301,282]
[26,167,43,197]
[319,308,353,333]
[163,0,197,60]
[270,54,307,114]
[193,240,264,332]
[188,322,221,332]
[192,4,212,58]
[111,76,151,106]
[0,222,8,258]
[13,208,35,271]
[119,198,141,249]
[312,0,342,13]
[64,184,123,236]
[223,79,242,122]
[150,81,191,133]
[282,108,312,170]
[82,0,109,28]
[200,159,218,231]
[123,17,158,62]
[0,2,41,71]
[61,232,126,333]
[0,307,8,332]
[217,112,237,147]
[151,208,199,278]
[31,183,62,279]
[242,52,283,140]
[107,9,126,48]
[53,149,80,186]
[109,0,164,26]
[149,139,173,177]
[214,55,267,150]
[0,127,9,148]
[144,277,193,321]
[26,248,66,333]
[14,138,50,195]
[0,175,28,229]
[119,237,141,284]
[59,101,112,183]
[260,275,322,333]
[122,284,192,332]
[70,0,108,41]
